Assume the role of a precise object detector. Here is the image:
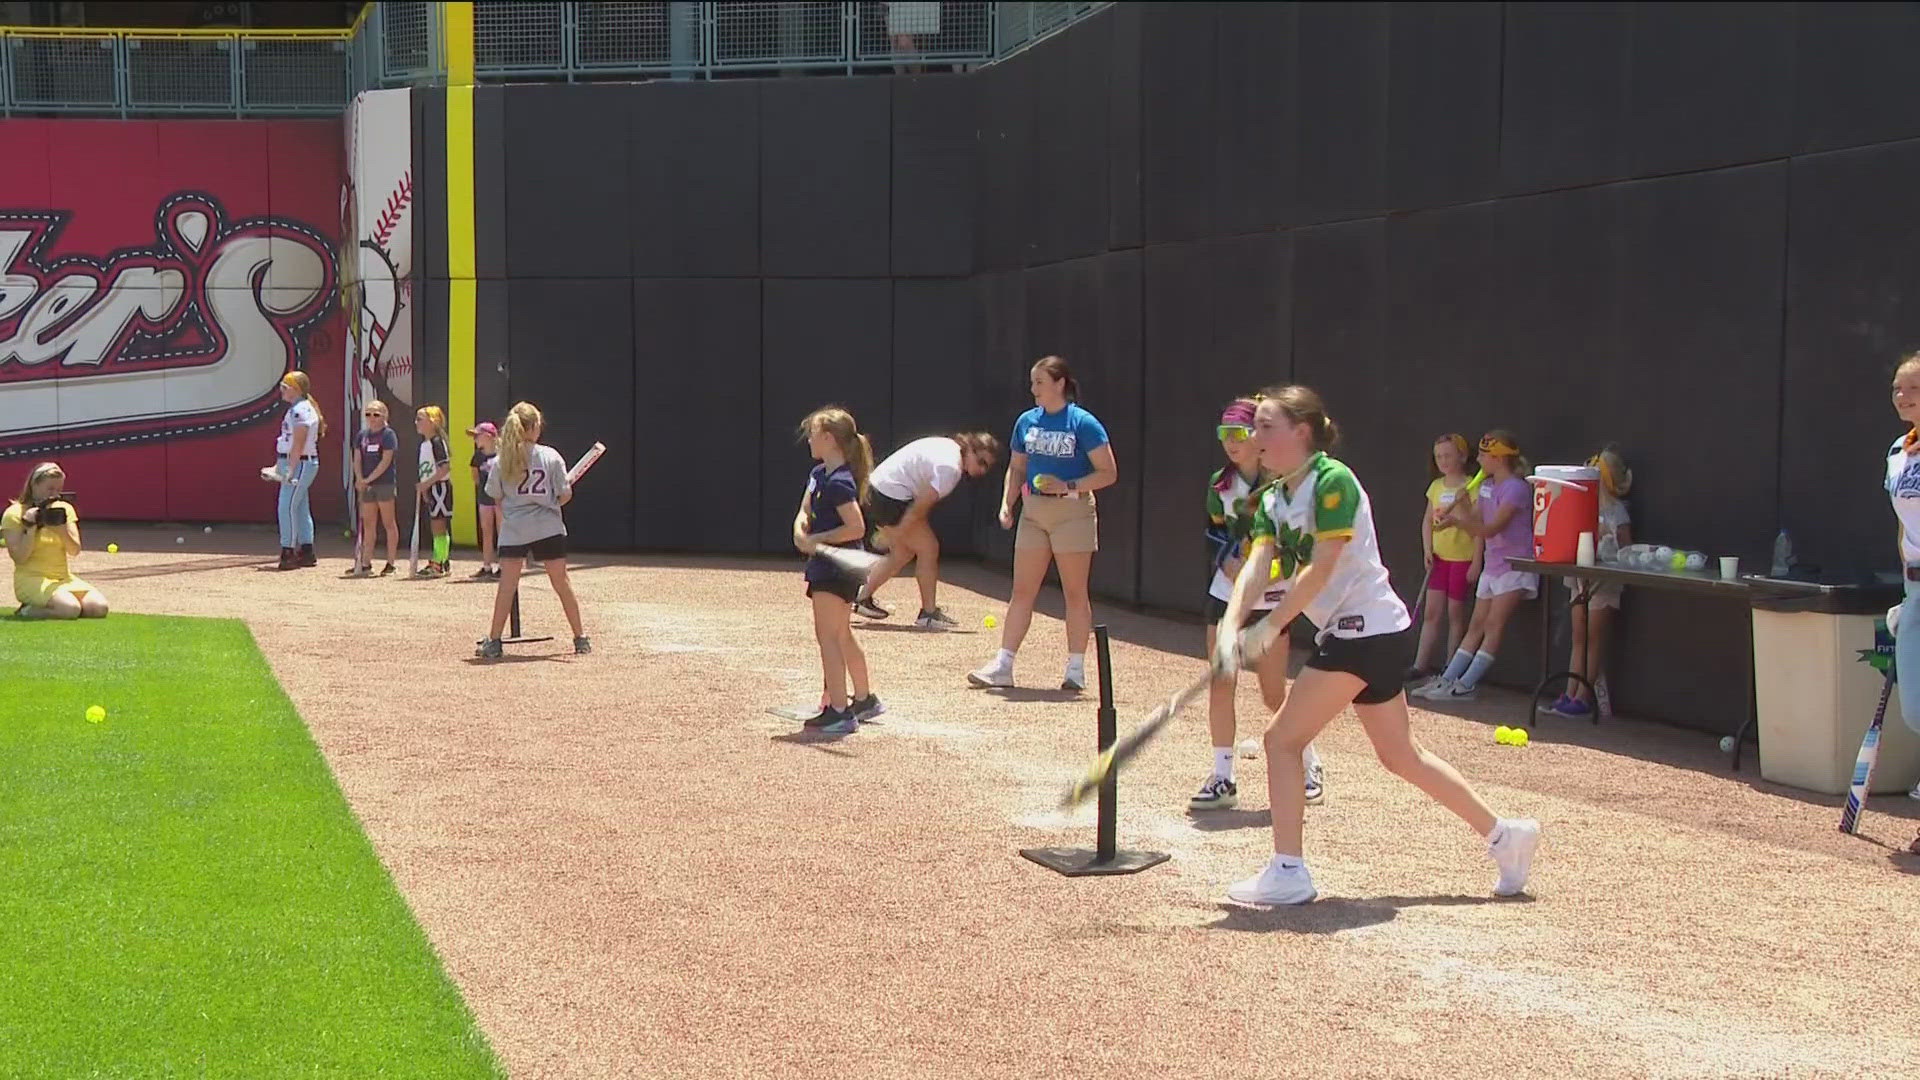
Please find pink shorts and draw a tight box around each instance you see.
[1428,556,1472,603]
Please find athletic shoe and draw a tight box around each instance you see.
[470,567,492,579]
[344,565,371,579]
[1227,860,1318,906]
[297,544,317,568]
[379,562,396,577]
[1442,682,1478,702]
[1188,774,1238,811]
[1404,665,1433,685]
[1909,779,1920,800]
[1411,677,1454,700]
[1557,698,1592,718]
[1489,818,1540,897]
[968,658,1014,688]
[475,638,503,660]
[1304,761,1325,806]
[854,597,890,620]
[1544,694,1573,716]
[275,548,297,571]
[573,636,592,655]
[1062,659,1087,692]
[803,705,855,732]
[914,608,959,630]
[850,694,887,722]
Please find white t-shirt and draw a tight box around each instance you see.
[1251,452,1410,643]
[870,437,964,503]
[1886,437,1920,565]
[487,444,572,547]
[276,399,318,456]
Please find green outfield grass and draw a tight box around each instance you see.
[0,615,501,1078]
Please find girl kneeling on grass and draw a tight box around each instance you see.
[3,462,107,619]
[475,402,589,660]
[1214,386,1537,906]
[793,407,885,735]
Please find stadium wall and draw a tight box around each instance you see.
[414,2,1920,734]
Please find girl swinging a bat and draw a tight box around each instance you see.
[1213,385,1539,906]
[475,401,590,660]
[792,406,886,735]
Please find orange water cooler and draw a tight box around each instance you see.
[1531,465,1600,563]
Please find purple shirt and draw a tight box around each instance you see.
[1481,476,1533,576]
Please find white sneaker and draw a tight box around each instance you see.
[1489,818,1540,897]
[1443,682,1478,702]
[1188,774,1238,811]
[1412,677,1454,700]
[1227,859,1318,906]
[1909,779,1920,801]
[967,658,1013,689]
[1304,761,1325,806]
[1062,660,1087,692]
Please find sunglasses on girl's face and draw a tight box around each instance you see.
[364,412,383,418]
[1217,425,1253,443]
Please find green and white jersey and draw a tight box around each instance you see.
[1207,467,1285,607]
[1250,451,1409,642]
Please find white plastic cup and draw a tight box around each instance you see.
[1576,531,1596,567]
[1719,556,1739,581]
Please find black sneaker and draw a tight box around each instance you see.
[297,544,317,568]
[379,562,396,577]
[573,636,592,655]
[803,704,851,729]
[853,597,889,620]
[850,694,886,722]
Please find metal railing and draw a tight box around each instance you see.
[0,2,1112,117]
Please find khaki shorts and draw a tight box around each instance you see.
[1016,493,1099,554]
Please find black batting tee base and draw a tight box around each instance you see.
[1019,625,1171,878]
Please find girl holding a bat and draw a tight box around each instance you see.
[1215,386,1538,906]
[1883,354,1920,850]
[793,406,885,735]
[1193,397,1325,812]
[475,402,589,659]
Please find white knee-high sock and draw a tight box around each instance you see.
[1458,650,1496,690]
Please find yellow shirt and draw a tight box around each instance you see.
[3,500,75,584]
[1425,479,1476,563]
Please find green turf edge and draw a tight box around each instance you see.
[0,614,506,1078]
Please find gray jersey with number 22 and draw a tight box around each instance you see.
[486,443,571,546]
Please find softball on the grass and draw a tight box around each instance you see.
[106,543,118,554]
[983,615,998,629]
[85,705,105,724]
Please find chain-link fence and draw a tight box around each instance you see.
[1,2,1113,116]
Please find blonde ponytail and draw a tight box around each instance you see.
[498,401,542,488]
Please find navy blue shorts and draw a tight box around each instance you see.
[804,551,862,603]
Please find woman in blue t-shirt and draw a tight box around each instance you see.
[968,356,1119,693]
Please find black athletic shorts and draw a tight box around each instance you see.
[1306,626,1415,705]
[500,533,567,561]
[803,550,862,603]
[868,489,912,529]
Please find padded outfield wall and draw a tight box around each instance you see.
[405,3,1920,735]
